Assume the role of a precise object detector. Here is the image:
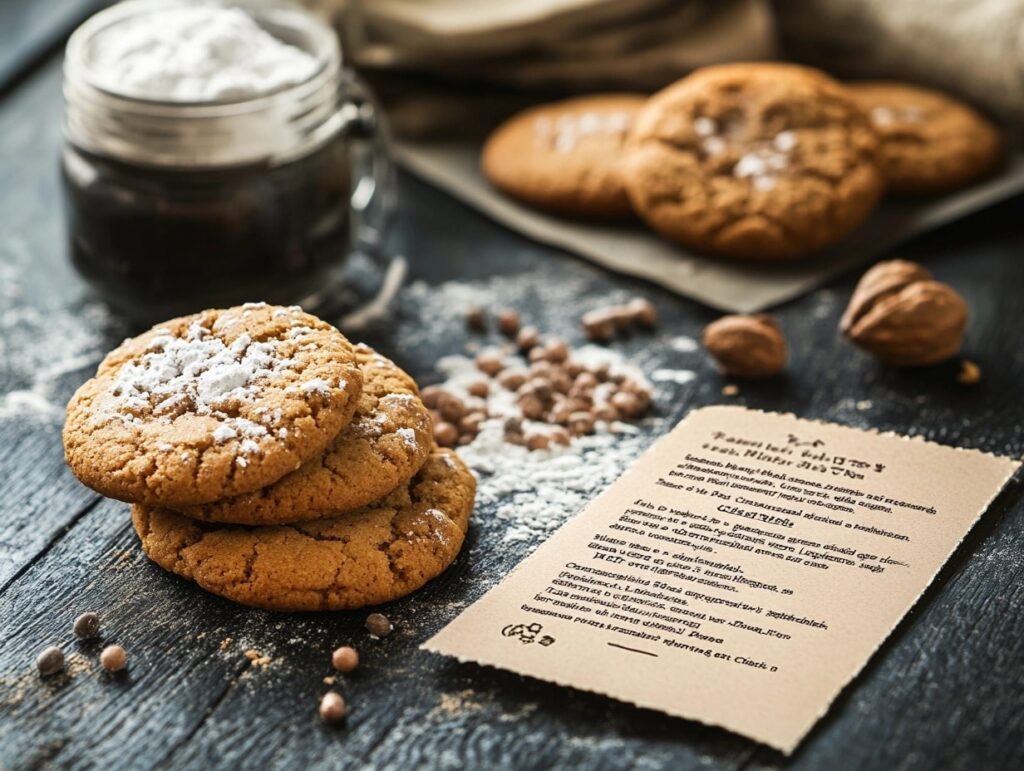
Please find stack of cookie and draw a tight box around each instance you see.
[63,303,475,612]
[482,62,1003,261]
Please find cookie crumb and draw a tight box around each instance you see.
[365,613,393,638]
[722,384,740,396]
[73,612,101,640]
[323,675,336,685]
[36,646,64,677]
[244,649,271,668]
[219,637,233,652]
[331,646,359,673]
[957,359,981,385]
[100,645,126,672]
[319,691,347,724]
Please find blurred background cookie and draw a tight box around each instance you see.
[624,62,884,261]
[482,94,646,218]
[849,81,1002,194]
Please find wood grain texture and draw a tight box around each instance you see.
[1,50,1023,771]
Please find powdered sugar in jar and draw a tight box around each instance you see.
[62,0,394,323]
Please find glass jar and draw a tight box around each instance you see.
[61,0,394,324]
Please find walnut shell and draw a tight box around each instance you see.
[702,314,786,378]
[841,260,967,366]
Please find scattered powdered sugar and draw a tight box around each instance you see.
[396,426,419,449]
[651,368,696,385]
[534,110,633,153]
[668,335,699,353]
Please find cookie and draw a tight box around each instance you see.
[848,81,1002,194]
[624,63,884,261]
[178,343,432,525]
[64,303,362,508]
[482,94,646,218]
[132,449,476,611]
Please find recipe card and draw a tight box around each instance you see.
[424,406,1019,753]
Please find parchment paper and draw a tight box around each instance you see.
[396,141,1024,312]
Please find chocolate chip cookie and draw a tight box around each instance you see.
[64,303,362,508]
[133,449,476,611]
[178,343,432,525]
[482,94,646,218]
[625,63,884,260]
[849,81,1002,194]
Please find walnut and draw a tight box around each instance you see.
[702,314,786,378]
[840,260,968,366]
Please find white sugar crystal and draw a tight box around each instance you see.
[299,378,331,396]
[734,152,768,178]
[773,130,797,152]
[213,425,237,443]
[694,117,717,137]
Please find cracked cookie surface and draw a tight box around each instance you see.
[482,94,646,218]
[179,343,432,525]
[133,449,476,611]
[64,303,362,508]
[849,81,1002,194]
[624,63,884,260]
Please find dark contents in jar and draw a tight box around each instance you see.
[62,133,351,325]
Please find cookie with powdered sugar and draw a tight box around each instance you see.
[177,343,432,525]
[482,94,646,218]
[63,303,362,507]
[132,449,476,611]
[625,63,884,260]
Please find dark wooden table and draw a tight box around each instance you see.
[2,7,1023,771]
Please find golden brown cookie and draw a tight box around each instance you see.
[848,81,1002,194]
[64,303,362,508]
[625,63,884,261]
[132,449,476,611]
[482,94,646,218]
[178,343,432,525]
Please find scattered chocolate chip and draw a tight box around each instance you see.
[722,384,740,396]
[518,393,545,420]
[365,613,393,638]
[465,306,487,332]
[331,646,359,673]
[497,309,520,337]
[528,378,553,402]
[609,306,635,332]
[592,404,618,422]
[610,391,642,418]
[436,392,466,422]
[544,339,569,363]
[504,416,523,435]
[568,411,595,436]
[526,433,551,450]
[466,381,489,398]
[433,421,459,447]
[582,310,616,343]
[459,413,484,436]
[550,427,571,446]
[73,612,100,640]
[100,645,126,672]
[628,298,657,327]
[421,385,444,409]
[516,326,541,350]
[527,347,548,364]
[36,646,64,677]
[498,370,527,391]
[957,359,981,385]
[475,352,504,377]
[319,691,347,724]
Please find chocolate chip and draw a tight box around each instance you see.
[331,646,359,673]
[421,385,444,409]
[592,404,619,422]
[550,428,571,446]
[526,433,551,451]
[498,370,527,391]
[433,421,459,447]
[436,392,466,422]
[504,417,523,436]
[610,391,642,417]
[568,411,595,436]
[73,612,100,640]
[36,646,64,677]
[465,306,487,332]
[518,393,545,420]
[544,339,569,363]
[466,381,489,398]
[100,645,126,672]
[582,310,615,343]
[527,347,547,364]
[475,352,504,377]
[516,326,541,350]
[459,413,483,436]
[319,691,347,724]
[628,297,657,328]
[365,613,393,638]
[497,309,520,337]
